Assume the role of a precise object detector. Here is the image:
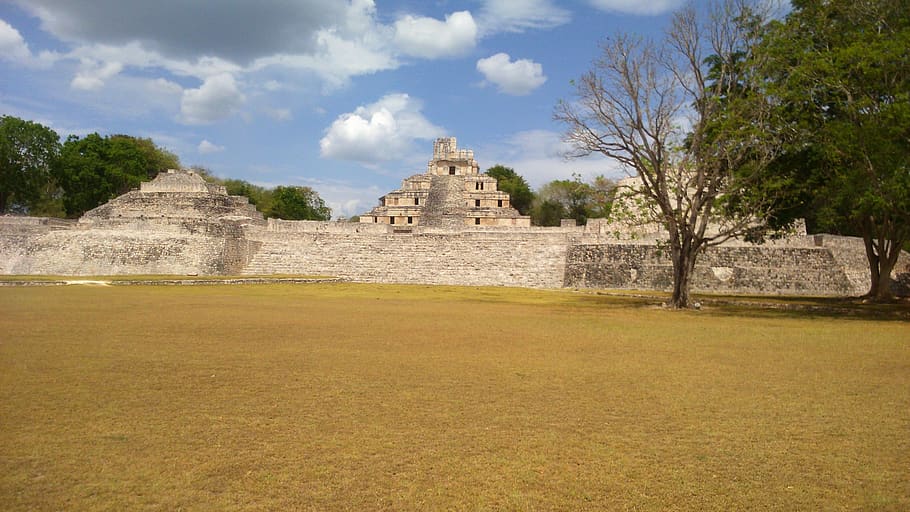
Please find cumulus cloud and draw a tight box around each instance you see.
[11,0,346,65]
[587,0,684,15]
[0,19,31,63]
[70,59,123,90]
[476,53,546,95]
[180,73,245,124]
[197,140,225,154]
[394,11,477,59]
[320,93,444,163]
[253,28,397,90]
[477,0,571,35]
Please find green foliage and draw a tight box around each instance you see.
[756,0,910,298]
[55,133,180,217]
[531,174,616,226]
[0,115,61,214]
[484,164,534,215]
[222,179,272,211]
[197,168,332,220]
[531,199,566,226]
[267,186,332,220]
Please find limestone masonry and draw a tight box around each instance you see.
[359,138,530,230]
[1,145,908,296]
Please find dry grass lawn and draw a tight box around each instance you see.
[1,283,908,510]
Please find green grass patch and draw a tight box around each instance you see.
[1,283,908,510]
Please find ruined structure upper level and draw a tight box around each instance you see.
[81,169,265,233]
[428,137,480,176]
[360,137,530,229]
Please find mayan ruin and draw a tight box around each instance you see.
[1,138,907,296]
[360,137,530,229]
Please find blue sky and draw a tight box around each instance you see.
[0,0,682,218]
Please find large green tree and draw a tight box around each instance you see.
[0,115,61,214]
[531,174,616,226]
[484,165,533,215]
[56,133,179,217]
[267,186,332,221]
[758,0,910,300]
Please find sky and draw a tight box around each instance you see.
[0,0,683,218]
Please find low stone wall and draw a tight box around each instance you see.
[241,229,573,288]
[3,214,907,297]
[564,242,865,296]
[0,228,225,276]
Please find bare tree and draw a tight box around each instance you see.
[555,0,777,308]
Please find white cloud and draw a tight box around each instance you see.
[320,93,444,163]
[253,28,397,90]
[477,0,571,35]
[147,77,183,96]
[394,11,477,59]
[180,73,245,124]
[197,139,225,154]
[587,0,684,15]
[476,53,546,96]
[70,59,123,90]
[0,19,31,63]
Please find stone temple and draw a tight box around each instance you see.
[1,140,908,296]
[359,137,530,230]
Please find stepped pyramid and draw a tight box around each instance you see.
[359,137,530,230]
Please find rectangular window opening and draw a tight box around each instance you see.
[390,216,395,225]
[407,216,413,224]
[475,217,481,225]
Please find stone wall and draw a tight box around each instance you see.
[564,243,858,296]
[564,236,910,296]
[3,171,909,297]
[3,213,909,296]
[0,219,227,275]
[241,229,573,288]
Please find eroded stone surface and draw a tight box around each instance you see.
[2,168,908,296]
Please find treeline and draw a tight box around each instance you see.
[0,116,179,217]
[0,115,331,220]
[484,164,616,226]
[192,168,331,221]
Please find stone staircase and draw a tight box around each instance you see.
[420,175,467,230]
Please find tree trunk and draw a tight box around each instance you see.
[875,256,896,301]
[669,234,699,309]
[863,232,882,298]
[862,229,902,302]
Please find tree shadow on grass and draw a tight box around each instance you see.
[698,296,910,323]
[571,290,910,323]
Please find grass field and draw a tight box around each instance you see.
[1,283,908,510]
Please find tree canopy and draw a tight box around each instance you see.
[55,133,180,217]
[197,169,333,221]
[268,185,332,221]
[531,174,616,226]
[484,165,533,215]
[755,0,910,299]
[0,116,61,214]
